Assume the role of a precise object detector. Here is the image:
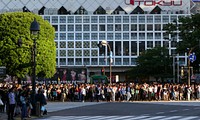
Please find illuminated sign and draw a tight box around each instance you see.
[125,0,183,6]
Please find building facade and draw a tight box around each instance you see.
[0,0,196,82]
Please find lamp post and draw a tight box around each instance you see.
[30,18,40,115]
[101,40,112,85]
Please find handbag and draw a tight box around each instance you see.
[0,98,4,105]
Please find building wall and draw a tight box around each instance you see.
[0,0,195,82]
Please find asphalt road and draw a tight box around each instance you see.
[48,102,200,116]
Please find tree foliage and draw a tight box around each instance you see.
[164,14,200,72]
[127,47,172,81]
[0,12,56,78]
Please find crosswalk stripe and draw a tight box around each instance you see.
[162,116,182,120]
[177,116,199,120]
[36,116,200,120]
[128,116,150,120]
[143,116,166,120]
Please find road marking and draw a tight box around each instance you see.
[162,116,182,120]
[36,116,200,120]
[177,116,199,120]
[138,116,165,120]
[169,110,178,112]
[182,109,189,111]
[156,112,165,114]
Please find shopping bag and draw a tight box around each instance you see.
[41,106,45,111]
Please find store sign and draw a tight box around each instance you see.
[124,0,182,6]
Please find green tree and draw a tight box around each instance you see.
[0,12,56,79]
[164,14,200,73]
[127,47,172,82]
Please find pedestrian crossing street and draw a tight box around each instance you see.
[36,116,200,120]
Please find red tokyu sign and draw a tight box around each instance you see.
[125,0,182,6]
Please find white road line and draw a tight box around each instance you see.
[161,116,182,120]
[169,110,178,112]
[177,116,199,120]
[128,116,150,120]
[36,116,200,120]
[141,116,165,120]
[156,112,165,114]
[182,109,189,111]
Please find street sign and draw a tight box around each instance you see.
[189,52,196,63]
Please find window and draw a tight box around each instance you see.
[52,16,58,23]
[147,16,153,23]
[75,25,82,31]
[107,33,113,40]
[155,41,161,47]
[83,16,90,23]
[75,16,82,23]
[99,25,105,31]
[123,41,129,56]
[99,16,105,23]
[155,24,161,31]
[131,24,137,31]
[115,33,121,40]
[123,33,129,40]
[123,16,129,23]
[91,24,98,31]
[107,24,113,31]
[115,16,121,23]
[68,25,74,31]
[91,16,98,23]
[147,33,153,39]
[139,24,145,31]
[60,33,66,40]
[139,33,145,39]
[131,33,137,39]
[163,15,169,23]
[139,16,145,23]
[99,33,106,40]
[60,25,66,31]
[83,24,90,31]
[91,33,98,40]
[115,24,121,31]
[60,16,66,23]
[52,25,58,31]
[123,24,129,31]
[67,16,74,23]
[68,33,74,40]
[83,33,90,40]
[154,16,161,23]
[131,16,137,23]
[115,41,121,56]
[155,33,161,39]
[107,16,113,23]
[147,24,153,31]
[75,33,82,40]
[147,41,153,48]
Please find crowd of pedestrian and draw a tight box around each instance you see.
[0,84,47,120]
[0,82,199,120]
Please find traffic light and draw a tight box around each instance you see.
[101,68,105,75]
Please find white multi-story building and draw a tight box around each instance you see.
[0,0,196,82]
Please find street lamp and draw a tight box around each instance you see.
[101,40,112,85]
[30,18,40,114]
